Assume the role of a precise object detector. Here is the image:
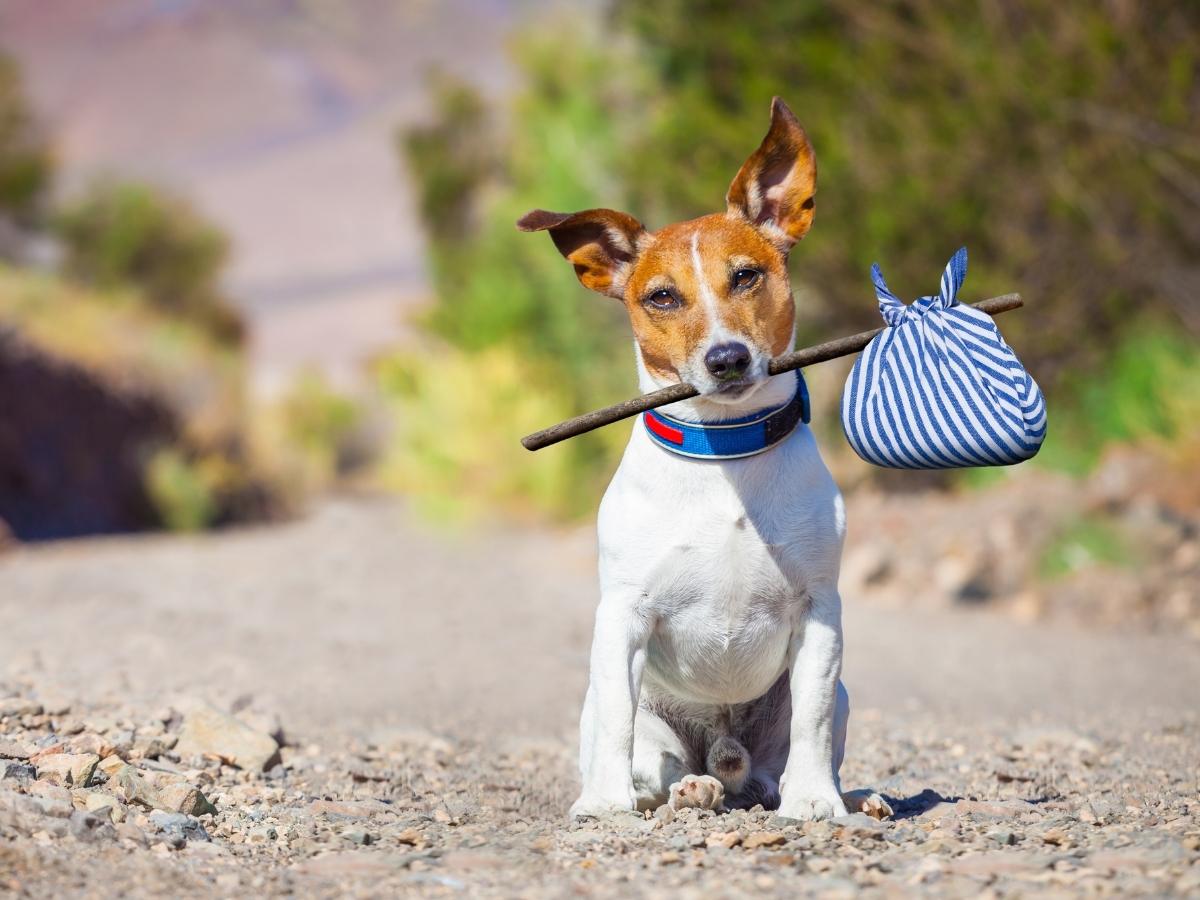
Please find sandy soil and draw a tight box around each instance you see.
[1,497,1198,897]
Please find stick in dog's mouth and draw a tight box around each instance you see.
[520,292,1023,452]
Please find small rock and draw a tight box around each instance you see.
[116,822,147,846]
[132,735,176,761]
[29,745,65,764]
[155,781,217,817]
[309,798,392,819]
[1041,827,1070,847]
[28,781,74,817]
[396,827,424,846]
[234,708,286,747]
[68,810,114,843]
[149,810,210,844]
[0,739,34,759]
[247,824,278,843]
[174,705,281,772]
[0,698,43,717]
[653,804,675,824]
[658,850,682,865]
[36,753,99,787]
[988,829,1018,846]
[110,765,162,809]
[84,792,125,822]
[96,755,128,778]
[2,762,35,784]
[833,813,887,839]
[68,734,115,759]
[956,799,1032,818]
[706,830,742,849]
[342,829,372,845]
[743,831,787,850]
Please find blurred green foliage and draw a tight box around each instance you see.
[261,371,366,493]
[381,26,642,518]
[398,2,1199,520]
[1034,325,1200,475]
[145,447,219,532]
[55,180,244,345]
[1038,515,1137,580]
[0,53,52,230]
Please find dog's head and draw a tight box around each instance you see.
[518,97,816,404]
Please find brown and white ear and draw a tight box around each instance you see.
[516,207,646,299]
[726,97,817,251]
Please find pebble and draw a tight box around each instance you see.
[743,831,787,850]
[35,753,99,787]
[174,704,281,772]
[67,810,114,843]
[706,830,741,849]
[148,811,211,845]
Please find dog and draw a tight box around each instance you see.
[519,98,886,821]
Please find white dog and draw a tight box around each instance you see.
[519,99,885,821]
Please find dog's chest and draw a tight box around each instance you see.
[640,515,797,704]
[598,426,844,705]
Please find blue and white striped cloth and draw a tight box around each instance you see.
[841,248,1046,469]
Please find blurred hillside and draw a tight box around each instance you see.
[0,0,558,391]
[0,56,363,540]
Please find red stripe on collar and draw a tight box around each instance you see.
[644,411,684,444]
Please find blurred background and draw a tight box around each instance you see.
[1,0,1197,637]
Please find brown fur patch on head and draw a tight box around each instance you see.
[623,214,794,383]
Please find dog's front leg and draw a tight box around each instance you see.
[570,594,651,820]
[777,587,850,822]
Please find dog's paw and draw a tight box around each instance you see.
[668,774,725,811]
[776,790,849,822]
[841,789,893,821]
[568,792,635,822]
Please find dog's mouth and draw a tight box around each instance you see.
[713,379,757,398]
[705,370,768,401]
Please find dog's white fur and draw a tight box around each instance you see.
[570,249,853,822]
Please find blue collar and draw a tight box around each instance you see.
[643,372,810,459]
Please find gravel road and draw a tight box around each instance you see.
[1,497,1197,897]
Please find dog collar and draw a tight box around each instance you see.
[643,372,810,460]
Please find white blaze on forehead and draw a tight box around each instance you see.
[690,230,720,333]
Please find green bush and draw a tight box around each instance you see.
[1035,325,1200,475]
[55,180,244,345]
[376,343,629,522]
[383,25,647,519]
[1038,516,1137,580]
[263,371,366,491]
[145,448,218,532]
[0,53,52,229]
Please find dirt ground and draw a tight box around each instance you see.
[1,496,1198,897]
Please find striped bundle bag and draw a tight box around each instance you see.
[841,248,1046,469]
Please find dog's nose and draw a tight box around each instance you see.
[704,342,751,380]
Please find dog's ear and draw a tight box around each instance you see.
[517,208,646,299]
[726,97,817,251]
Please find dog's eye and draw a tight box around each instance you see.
[643,288,680,311]
[731,268,761,290]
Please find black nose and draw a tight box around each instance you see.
[704,342,751,380]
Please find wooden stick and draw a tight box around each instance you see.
[521,293,1023,451]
